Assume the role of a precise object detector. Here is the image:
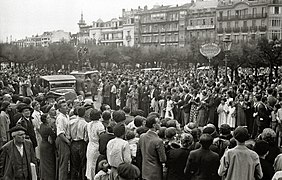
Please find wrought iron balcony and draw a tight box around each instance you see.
[259,26,267,32]
[241,27,249,33]
[225,27,232,33]
[250,26,258,32]
[217,28,224,34]
[233,27,240,33]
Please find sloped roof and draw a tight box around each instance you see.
[96,18,103,23]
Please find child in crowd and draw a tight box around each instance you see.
[94,160,110,180]
[125,130,139,164]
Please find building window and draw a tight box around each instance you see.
[252,20,256,27]
[227,22,231,28]
[219,22,222,29]
[274,7,279,14]
[203,19,206,25]
[262,7,266,15]
[261,19,266,26]
[243,21,247,28]
[235,21,239,28]
[235,10,240,18]
[272,19,281,27]
[272,30,281,39]
[227,10,231,19]
[252,8,257,17]
[219,11,223,20]
[211,18,214,25]
[190,20,193,26]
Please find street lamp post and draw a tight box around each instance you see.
[223,36,232,83]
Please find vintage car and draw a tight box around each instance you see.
[70,70,99,95]
[39,75,77,98]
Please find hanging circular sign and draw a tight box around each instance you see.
[200,43,221,59]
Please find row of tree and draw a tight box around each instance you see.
[0,37,281,82]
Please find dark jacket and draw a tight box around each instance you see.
[0,140,36,180]
[185,147,220,180]
[17,116,37,148]
[166,147,191,180]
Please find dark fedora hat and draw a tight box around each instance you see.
[17,103,33,112]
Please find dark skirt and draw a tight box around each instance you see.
[40,141,56,180]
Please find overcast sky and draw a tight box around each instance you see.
[0,0,191,42]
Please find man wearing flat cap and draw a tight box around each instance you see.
[16,104,37,150]
[0,125,37,180]
[218,126,263,180]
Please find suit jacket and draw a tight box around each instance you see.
[185,147,220,180]
[0,140,36,180]
[181,94,192,113]
[257,102,271,126]
[138,130,166,180]
[17,117,37,148]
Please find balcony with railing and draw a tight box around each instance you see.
[217,28,224,34]
[233,27,240,33]
[217,13,267,21]
[241,27,249,33]
[225,27,232,33]
[250,26,258,32]
[259,26,267,32]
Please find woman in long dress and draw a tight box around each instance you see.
[236,94,247,126]
[31,100,43,159]
[217,98,228,128]
[39,113,56,180]
[227,101,236,128]
[86,109,105,180]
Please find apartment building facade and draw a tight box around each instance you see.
[134,4,192,47]
[186,0,218,43]
[216,0,282,43]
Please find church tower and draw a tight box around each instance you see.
[78,11,86,31]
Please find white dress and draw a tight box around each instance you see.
[32,110,42,159]
[227,106,236,128]
[165,100,174,119]
[86,120,105,180]
[217,103,228,127]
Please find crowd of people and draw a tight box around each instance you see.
[0,65,282,180]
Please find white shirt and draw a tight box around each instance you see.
[32,110,42,131]
[15,143,24,157]
[68,116,88,141]
[107,137,131,168]
[56,112,70,138]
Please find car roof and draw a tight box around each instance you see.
[70,70,99,75]
[40,75,76,82]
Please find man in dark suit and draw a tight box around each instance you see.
[138,115,166,180]
[257,96,271,134]
[0,125,37,180]
[140,81,151,117]
[16,104,37,150]
[180,88,191,126]
[184,133,220,180]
